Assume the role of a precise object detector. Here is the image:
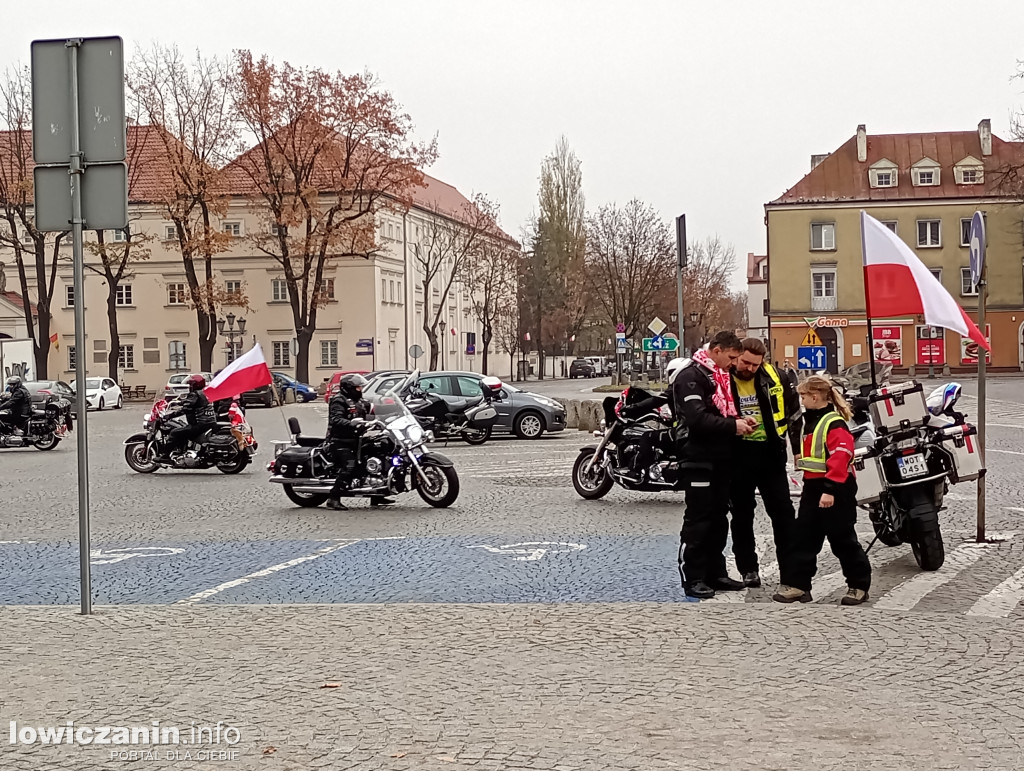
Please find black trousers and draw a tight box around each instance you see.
[678,464,730,587]
[789,478,871,593]
[167,424,204,453]
[329,444,357,497]
[730,443,796,584]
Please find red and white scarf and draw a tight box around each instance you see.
[693,348,738,418]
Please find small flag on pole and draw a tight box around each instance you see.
[49,332,58,350]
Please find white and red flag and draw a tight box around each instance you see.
[860,211,990,350]
[204,342,273,402]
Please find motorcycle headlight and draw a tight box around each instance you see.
[407,424,424,443]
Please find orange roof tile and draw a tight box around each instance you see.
[1,290,37,316]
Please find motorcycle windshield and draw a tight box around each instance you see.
[373,370,420,426]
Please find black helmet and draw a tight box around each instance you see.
[6,375,21,388]
[339,373,368,399]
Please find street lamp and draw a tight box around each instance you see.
[218,312,246,364]
[438,319,447,370]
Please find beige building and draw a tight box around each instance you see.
[765,121,1024,373]
[0,129,512,390]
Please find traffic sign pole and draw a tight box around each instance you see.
[971,211,987,543]
[676,214,686,356]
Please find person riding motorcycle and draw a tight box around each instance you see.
[162,374,217,459]
[325,374,394,510]
[0,375,32,435]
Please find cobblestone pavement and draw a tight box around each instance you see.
[2,603,1024,770]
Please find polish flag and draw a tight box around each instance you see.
[204,343,273,402]
[861,211,990,350]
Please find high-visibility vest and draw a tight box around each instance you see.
[796,412,845,473]
[762,363,789,438]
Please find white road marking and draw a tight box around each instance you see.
[873,545,988,611]
[174,539,361,605]
[967,565,1024,618]
[465,542,586,561]
[90,546,185,565]
[812,545,907,601]
[0,540,36,544]
[989,449,1024,456]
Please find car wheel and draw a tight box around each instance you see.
[513,410,545,440]
[115,395,123,409]
[264,391,274,408]
[98,397,105,411]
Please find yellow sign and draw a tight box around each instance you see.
[801,329,822,346]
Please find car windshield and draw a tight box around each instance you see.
[86,379,102,389]
[169,375,187,384]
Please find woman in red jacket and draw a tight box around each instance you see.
[772,376,872,606]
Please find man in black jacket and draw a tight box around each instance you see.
[163,374,217,457]
[728,338,802,589]
[0,376,32,434]
[673,331,755,599]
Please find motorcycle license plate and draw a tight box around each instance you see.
[897,453,928,479]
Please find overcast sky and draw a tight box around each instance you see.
[6,0,1024,288]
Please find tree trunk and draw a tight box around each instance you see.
[481,323,492,375]
[106,284,120,380]
[294,328,314,384]
[197,309,218,372]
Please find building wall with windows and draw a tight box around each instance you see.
[766,121,1024,373]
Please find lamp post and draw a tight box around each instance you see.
[218,313,246,365]
[438,319,446,370]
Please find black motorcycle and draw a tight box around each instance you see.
[268,384,459,508]
[123,395,256,474]
[572,386,682,499]
[403,377,501,446]
[0,395,73,451]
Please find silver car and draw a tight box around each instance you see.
[363,370,566,439]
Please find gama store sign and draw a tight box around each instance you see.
[803,316,850,329]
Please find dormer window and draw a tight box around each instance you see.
[954,155,984,185]
[869,159,898,189]
[911,157,941,187]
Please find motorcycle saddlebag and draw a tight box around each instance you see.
[273,446,316,479]
[852,447,885,504]
[937,423,983,483]
[868,381,928,435]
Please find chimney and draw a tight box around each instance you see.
[979,118,992,156]
[856,124,867,163]
[810,153,829,170]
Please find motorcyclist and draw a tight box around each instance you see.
[326,373,394,510]
[162,374,216,459]
[0,376,32,435]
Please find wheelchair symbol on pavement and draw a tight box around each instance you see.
[466,541,587,562]
[90,546,185,565]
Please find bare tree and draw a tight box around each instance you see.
[683,236,738,349]
[584,199,674,340]
[461,220,518,375]
[0,66,66,378]
[229,51,437,382]
[416,193,500,370]
[492,295,522,381]
[127,44,240,371]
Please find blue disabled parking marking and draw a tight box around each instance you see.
[0,535,711,605]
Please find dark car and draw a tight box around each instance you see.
[23,380,77,418]
[568,358,596,379]
[362,370,567,439]
[240,373,292,407]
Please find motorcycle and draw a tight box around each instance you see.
[123,396,257,474]
[572,386,682,499]
[267,371,460,508]
[403,376,501,446]
[844,381,981,571]
[0,395,73,451]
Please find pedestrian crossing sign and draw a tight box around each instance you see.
[801,328,822,346]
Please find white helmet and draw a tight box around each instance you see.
[666,357,691,385]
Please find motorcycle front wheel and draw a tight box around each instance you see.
[125,443,160,473]
[461,426,492,445]
[415,464,460,508]
[33,432,60,451]
[283,484,329,508]
[572,449,614,500]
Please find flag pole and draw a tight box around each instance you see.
[860,211,879,391]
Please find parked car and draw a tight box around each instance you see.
[271,372,318,403]
[71,377,123,410]
[585,356,612,376]
[569,358,596,378]
[240,377,282,408]
[24,380,75,409]
[324,370,372,402]
[164,372,214,397]
[363,370,566,439]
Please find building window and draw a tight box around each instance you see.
[959,218,974,247]
[320,340,338,367]
[762,298,769,316]
[115,284,132,306]
[958,168,982,185]
[961,267,979,297]
[272,279,288,302]
[272,341,291,368]
[225,280,241,299]
[65,285,75,308]
[118,344,135,371]
[167,283,187,305]
[387,223,394,240]
[810,223,835,251]
[398,281,404,304]
[168,341,187,371]
[381,279,387,302]
[68,346,76,371]
[917,220,941,247]
[929,268,942,284]
[881,221,898,234]
[164,225,177,241]
[912,166,940,186]
[810,267,837,311]
[222,221,242,237]
[111,229,126,243]
[875,171,894,187]
[319,278,335,300]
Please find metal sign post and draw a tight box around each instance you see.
[31,36,127,615]
[675,215,687,356]
[969,211,987,543]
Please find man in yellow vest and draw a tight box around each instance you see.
[728,338,802,588]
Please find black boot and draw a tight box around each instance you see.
[684,581,716,600]
[325,498,349,510]
[710,575,746,591]
[370,496,396,507]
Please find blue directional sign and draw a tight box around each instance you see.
[797,345,826,370]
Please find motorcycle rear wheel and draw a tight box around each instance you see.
[125,443,160,473]
[572,450,614,500]
[911,528,945,571]
[217,455,250,474]
[283,484,329,508]
[461,426,492,445]
[33,432,60,451]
